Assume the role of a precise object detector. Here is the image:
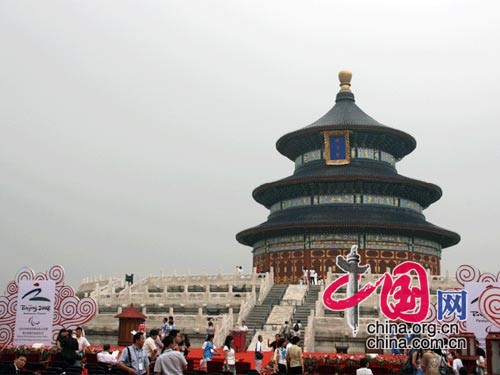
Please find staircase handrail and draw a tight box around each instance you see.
[236,289,257,326]
[257,267,274,304]
[315,287,325,317]
[214,312,234,348]
[303,309,316,352]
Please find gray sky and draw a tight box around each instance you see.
[1,1,499,290]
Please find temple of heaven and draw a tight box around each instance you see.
[236,71,460,284]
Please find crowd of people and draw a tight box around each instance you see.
[0,317,490,375]
[53,327,91,365]
[302,268,320,286]
[98,316,191,375]
[401,339,487,375]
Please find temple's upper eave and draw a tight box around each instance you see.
[276,91,416,161]
[306,92,385,128]
[276,124,416,162]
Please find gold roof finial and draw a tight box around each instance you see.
[339,70,352,93]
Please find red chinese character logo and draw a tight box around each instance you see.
[322,247,429,335]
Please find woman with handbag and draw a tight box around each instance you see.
[223,335,236,375]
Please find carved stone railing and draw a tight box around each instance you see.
[214,312,234,348]
[83,271,266,306]
[256,268,274,304]
[315,286,325,317]
[91,290,252,306]
[303,309,316,352]
[82,272,261,291]
[236,290,257,326]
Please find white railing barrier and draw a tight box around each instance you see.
[215,312,234,348]
[257,268,274,304]
[304,309,316,353]
[237,290,257,326]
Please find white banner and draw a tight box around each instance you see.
[464,281,500,347]
[14,280,56,346]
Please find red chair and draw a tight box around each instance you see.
[207,360,223,373]
[27,353,41,363]
[236,361,251,374]
[85,352,98,364]
[371,368,389,375]
[0,353,15,362]
[318,364,337,374]
[340,366,358,374]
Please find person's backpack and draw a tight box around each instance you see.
[293,323,300,332]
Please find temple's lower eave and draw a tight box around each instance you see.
[236,223,460,248]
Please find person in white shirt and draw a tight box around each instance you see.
[451,352,463,375]
[303,268,309,285]
[223,335,236,375]
[292,321,302,337]
[476,354,486,375]
[164,316,176,337]
[144,329,159,361]
[154,335,164,355]
[309,269,318,285]
[356,358,373,375]
[309,269,315,285]
[235,266,243,278]
[274,338,287,374]
[254,335,263,374]
[206,321,216,335]
[154,335,187,375]
[116,332,150,375]
[75,327,90,352]
[239,321,249,332]
[97,344,118,365]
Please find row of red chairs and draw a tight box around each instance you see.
[185,358,253,374]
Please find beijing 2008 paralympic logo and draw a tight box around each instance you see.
[322,245,467,347]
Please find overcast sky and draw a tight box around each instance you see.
[1,1,499,291]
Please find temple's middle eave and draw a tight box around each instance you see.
[253,174,442,209]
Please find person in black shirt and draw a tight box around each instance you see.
[268,333,281,351]
[60,329,79,366]
[475,340,486,358]
[0,354,27,374]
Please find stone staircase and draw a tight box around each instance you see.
[291,285,321,337]
[244,284,287,348]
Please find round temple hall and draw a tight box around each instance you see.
[236,71,460,283]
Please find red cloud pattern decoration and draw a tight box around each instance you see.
[422,265,500,335]
[0,265,98,345]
